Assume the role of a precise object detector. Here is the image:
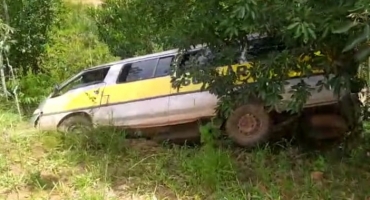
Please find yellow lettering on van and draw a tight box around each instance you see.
[177,60,324,93]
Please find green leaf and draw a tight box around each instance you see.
[354,45,370,62]
[287,22,299,30]
[349,7,364,13]
[321,26,329,39]
[294,24,302,39]
[342,25,369,52]
[364,24,370,38]
[332,21,358,34]
[219,19,229,27]
[250,10,256,19]
[302,24,309,43]
[238,6,245,18]
[307,27,317,40]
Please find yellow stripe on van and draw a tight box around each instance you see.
[174,62,323,93]
[102,76,173,105]
[50,61,323,114]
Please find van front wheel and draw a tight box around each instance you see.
[225,103,271,148]
[58,115,92,133]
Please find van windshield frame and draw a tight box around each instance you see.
[57,73,83,92]
[51,66,111,97]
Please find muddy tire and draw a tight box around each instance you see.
[58,115,93,133]
[226,103,271,148]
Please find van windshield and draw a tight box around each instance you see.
[52,67,110,97]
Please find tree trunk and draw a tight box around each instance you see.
[0,53,8,99]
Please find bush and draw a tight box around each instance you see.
[17,2,118,110]
[42,3,118,83]
[4,0,63,74]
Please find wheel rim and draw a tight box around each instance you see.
[237,113,261,136]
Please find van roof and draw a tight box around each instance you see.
[83,33,266,72]
[83,45,206,72]
[83,48,179,72]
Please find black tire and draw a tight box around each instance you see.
[58,115,93,133]
[225,102,271,148]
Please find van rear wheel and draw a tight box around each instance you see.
[225,103,271,148]
[58,115,92,133]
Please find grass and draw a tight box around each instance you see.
[68,0,102,6]
[1,110,370,199]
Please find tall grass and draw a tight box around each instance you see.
[1,105,370,199]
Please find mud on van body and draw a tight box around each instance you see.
[31,45,355,147]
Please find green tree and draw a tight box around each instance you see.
[0,18,13,98]
[17,3,117,108]
[42,3,118,83]
[94,0,369,115]
[4,0,63,74]
[91,0,173,58]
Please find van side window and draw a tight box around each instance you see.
[178,49,213,68]
[154,56,174,77]
[179,50,200,68]
[117,58,158,83]
[245,37,286,61]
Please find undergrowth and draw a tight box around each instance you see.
[0,109,370,199]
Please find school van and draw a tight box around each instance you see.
[31,45,353,147]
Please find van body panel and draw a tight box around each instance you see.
[167,91,219,124]
[38,111,74,130]
[164,75,343,125]
[281,75,339,105]
[33,47,345,131]
[41,83,106,114]
[94,96,171,128]
[98,76,173,126]
[36,73,343,131]
[102,76,172,105]
[277,75,343,111]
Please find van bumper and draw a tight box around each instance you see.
[30,114,40,128]
[32,114,60,131]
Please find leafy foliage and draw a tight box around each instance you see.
[4,0,63,74]
[5,2,117,109]
[1,0,369,118]
[94,0,370,115]
[91,0,172,58]
[42,3,118,84]
[0,19,14,56]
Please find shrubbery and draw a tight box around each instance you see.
[3,2,117,111]
[1,0,369,118]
